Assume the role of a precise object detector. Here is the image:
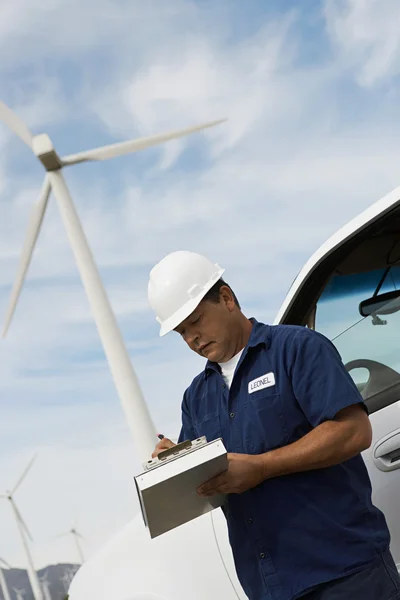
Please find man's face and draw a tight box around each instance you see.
[174,288,236,363]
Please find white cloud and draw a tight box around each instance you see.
[94,14,296,165]
[324,0,400,86]
[0,0,194,69]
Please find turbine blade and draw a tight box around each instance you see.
[61,118,227,165]
[0,557,11,568]
[12,501,33,541]
[2,177,51,338]
[53,532,69,539]
[11,454,38,495]
[0,101,33,148]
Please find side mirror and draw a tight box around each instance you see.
[359,290,400,318]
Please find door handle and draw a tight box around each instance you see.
[373,429,400,472]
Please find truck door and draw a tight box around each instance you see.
[275,191,400,569]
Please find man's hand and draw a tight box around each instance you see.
[197,453,265,496]
[151,437,176,458]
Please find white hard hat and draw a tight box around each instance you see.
[148,250,225,337]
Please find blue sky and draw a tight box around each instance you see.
[1,0,400,570]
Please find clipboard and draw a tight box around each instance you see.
[134,436,228,538]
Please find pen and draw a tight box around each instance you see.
[157,433,165,440]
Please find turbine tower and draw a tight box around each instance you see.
[0,455,44,600]
[0,557,12,600]
[0,100,225,462]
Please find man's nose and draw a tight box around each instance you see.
[185,329,199,347]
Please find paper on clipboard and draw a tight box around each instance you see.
[134,436,228,539]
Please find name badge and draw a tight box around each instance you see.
[248,372,275,394]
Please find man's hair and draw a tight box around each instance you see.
[202,278,241,309]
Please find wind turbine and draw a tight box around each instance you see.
[0,454,44,600]
[13,589,26,600]
[56,523,85,564]
[61,568,76,595]
[39,571,52,600]
[0,100,226,463]
[0,557,12,600]
[61,572,69,595]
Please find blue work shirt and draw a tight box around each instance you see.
[178,319,390,600]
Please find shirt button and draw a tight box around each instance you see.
[259,552,265,559]
[247,518,253,524]
[229,412,235,418]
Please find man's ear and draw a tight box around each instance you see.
[220,285,236,310]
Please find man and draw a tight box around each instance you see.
[147,250,400,600]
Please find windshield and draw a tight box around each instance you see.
[316,266,400,401]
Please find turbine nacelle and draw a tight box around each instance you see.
[32,133,62,171]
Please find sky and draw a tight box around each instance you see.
[1,0,400,570]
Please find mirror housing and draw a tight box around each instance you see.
[359,290,400,318]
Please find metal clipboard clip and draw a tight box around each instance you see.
[143,436,209,471]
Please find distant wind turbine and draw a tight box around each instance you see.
[61,568,77,595]
[39,570,52,600]
[0,99,226,462]
[0,557,12,600]
[0,455,44,600]
[61,573,69,595]
[56,523,85,564]
[13,588,26,600]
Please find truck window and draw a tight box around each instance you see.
[315,266,400,412]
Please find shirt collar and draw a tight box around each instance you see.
[204,318,270,377]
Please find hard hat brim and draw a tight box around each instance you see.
[159,267,225,337]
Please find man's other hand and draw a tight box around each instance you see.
[151,438,176,458]
[197,453,265,496]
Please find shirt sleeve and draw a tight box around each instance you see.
[289,328,367,427]
[177,388,196,443]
